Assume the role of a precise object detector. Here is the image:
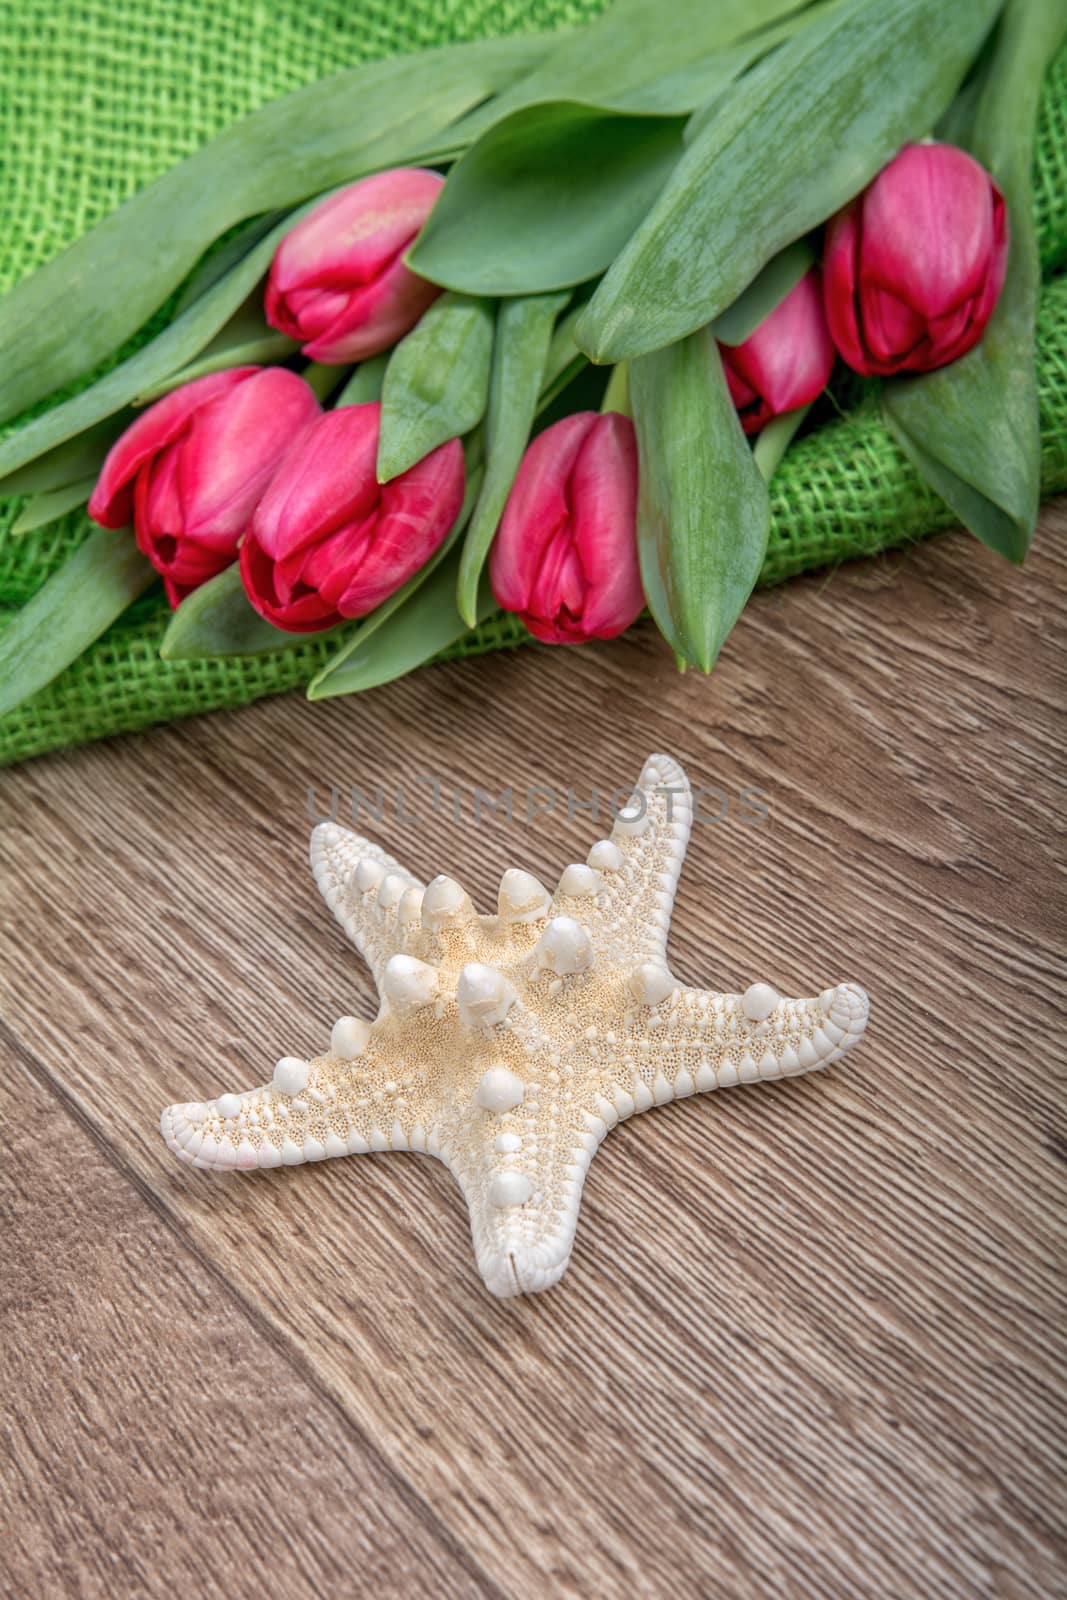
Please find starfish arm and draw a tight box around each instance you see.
[554,753,692,969]
[310,822,425,991]
[160,1032,434,1171]
[606,980,871,1111]
[445,1078,601,1299]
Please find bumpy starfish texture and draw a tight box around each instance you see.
[160,754,870,1297]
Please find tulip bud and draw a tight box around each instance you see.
[239,402,465,632]
[720,269,835,434]
[88,367,321,607]
[823,142,1008,377]
[489,411,643,645]
[265,169,445,363]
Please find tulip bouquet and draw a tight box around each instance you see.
[0,0,1064,731]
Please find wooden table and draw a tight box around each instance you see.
[3,508,1064,1599]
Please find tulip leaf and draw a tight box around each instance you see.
[446,0,822,139]
[159,562,351,660]
[335,354,391,408]
[534,303,589,407]
[377,293,494,482]
[0,34,551,427]
[577,0,1003,361]
[172,214,283,316]
[11,478,97,535]
[751,402,813,480]
[0,529,156,717]
[681,0,849,144]
[882,0,1065,563]
[711,239,815,347]
[0,415,129,499]
[406,105,686,296]
[629,327,770,672]
[456,291,569,626]
[307,548,497,700]
[134,296,299,402]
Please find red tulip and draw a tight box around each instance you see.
[239,402,465,632]
[88,367,321,607]
[823,142,1008,377]
[720,269,835,435]
[265,169,445,363]
[489,412,643,645]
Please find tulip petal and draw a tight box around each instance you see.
[269,169,445,295]
[568,412,643,639]
[721,270,834,433]
[299,259,442,364]
[88,367,258,528]
[239,533,345,632]
[489,413,598,615]
[860,143,997,321]
[860,283,928,367]
[339,436,465,616]
[251,405,381,562]
[177,368,321,550]
[239,408,464,631]
[822,202,865,372]
[266,169,446,360]
[825,142,1009,376]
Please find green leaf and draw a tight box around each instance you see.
[711,238,815,346]
[159,562,351,660]
[447,0,821,136]
[751,402,812,479]
[0,415,128,498]
[0,34,550,427]
[629,327,770,672]
[308,464,485,697]
[577,0,1002,361]
[11,477,97,534]
[407,105,685,296]
[335,354,391,408]
[377,293,494,482]
[134,295,299,402]
[457,292,568,626]
[0,529,156,717]
[882,0,1066,562]
[307,545,496,700]
[534,304,590,412]
[171,214,283,316]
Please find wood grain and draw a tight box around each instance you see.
[2,506,1065,1599]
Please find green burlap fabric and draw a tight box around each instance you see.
[0,4,1064,766]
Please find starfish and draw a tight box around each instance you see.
[160,753,869,1297]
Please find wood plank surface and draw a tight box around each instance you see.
[2,506,1065,1600]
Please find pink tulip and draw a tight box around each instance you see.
[88,367,321,607]
[489,412,643,645]
[265,169,445,363]
[239,402,465,632]
[720,269,835,434]
[823,142,1008,377]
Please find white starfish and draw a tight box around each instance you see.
[160,754,869,1297]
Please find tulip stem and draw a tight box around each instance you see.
[301,361,351,402]
[600,361,630,417]
[335,355,390,408]
[753,402,812,481]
